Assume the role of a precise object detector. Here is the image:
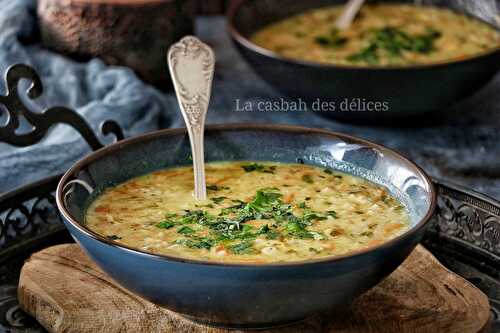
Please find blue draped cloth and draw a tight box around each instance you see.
[1,0,500,199]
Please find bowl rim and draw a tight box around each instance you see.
[226,0,500,71]
[56,123,437,268]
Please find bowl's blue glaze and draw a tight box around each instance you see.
[57,124,436,328]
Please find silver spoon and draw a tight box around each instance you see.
[335,0,366,30]
[168,36,215,201]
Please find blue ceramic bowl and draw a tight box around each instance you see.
[227,0,500,121]
[56,124,436,328]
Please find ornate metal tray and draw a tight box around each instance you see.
[0,65,499,333]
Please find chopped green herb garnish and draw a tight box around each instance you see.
[347,26,442,64]
[228,241,256,254]
[284,220,325,240]
[241,163,277,173]
[175,237,214,250]
[246,188,283,213]
[177,226,195,234]
[347,44,379,64]
[302,174,314,184]
[315,36,330,45]
[196,203,214,208]
[285,220,306,233]
[156,188,338,253]
[106,235,121,240]
[315,29,348,48]
[326,210,338,219]
[207,184,229,191]
[302,209,327,223]
[212,196,226,204]
[181,210,214,225]
[231,199,245,204]
[266,230,281,240]
[257,224,281,240]
[257,224,271,234]
[157,220,176,229]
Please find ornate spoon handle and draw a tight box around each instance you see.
[168,36,215,200]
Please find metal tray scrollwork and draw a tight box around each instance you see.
[0,64,123,150]
[0,64,499,332]
[424,181,500,332]
[0,64,124,332]
[0,64,123,255]
[433,182,500,258]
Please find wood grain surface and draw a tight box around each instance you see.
[18,244,490,333]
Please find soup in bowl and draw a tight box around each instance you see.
[86,162,410,263]
[251,3,500,67]
[57,124,436,328]
[228,0,500,119]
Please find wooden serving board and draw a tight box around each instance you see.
[18,245,490,333]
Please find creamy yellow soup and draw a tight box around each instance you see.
[251,4,500,66]
[86,162,410,263]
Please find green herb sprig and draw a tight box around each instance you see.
[241,163,277,174]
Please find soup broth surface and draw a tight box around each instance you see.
[86,162,410,263]
[251,4,500,66]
